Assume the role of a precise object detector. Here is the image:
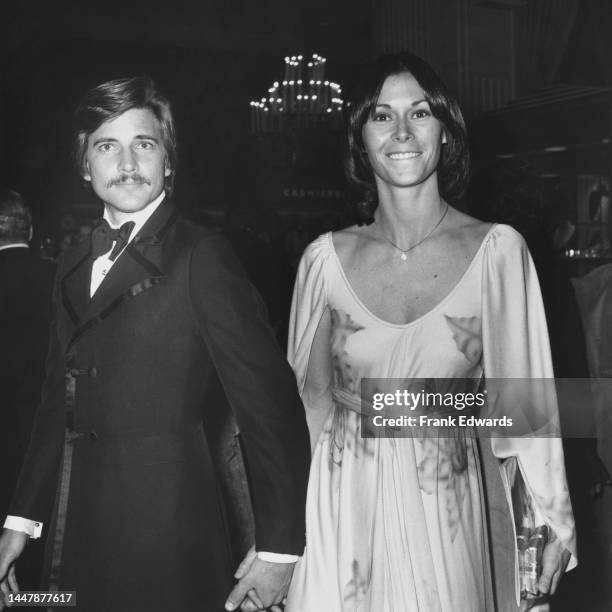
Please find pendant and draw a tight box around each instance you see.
[400,253,407,261]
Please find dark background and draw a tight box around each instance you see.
[2,0,612,229]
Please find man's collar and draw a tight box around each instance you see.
[103,192,166,237]
[0,243,29,252]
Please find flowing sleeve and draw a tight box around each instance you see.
[481,225,577,593]
[288,234,330,391]
[287,234,332,444]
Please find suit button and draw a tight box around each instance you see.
[89,431,98,441]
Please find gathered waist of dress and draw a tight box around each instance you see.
[331,387,368,415]
[331,386,481,420]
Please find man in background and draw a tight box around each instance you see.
[0,189,54,588]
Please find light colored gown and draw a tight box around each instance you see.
[286,224,576,612]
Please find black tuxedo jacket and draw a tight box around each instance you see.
[9,201,310,612]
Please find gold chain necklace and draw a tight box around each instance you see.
[375,204,449,261]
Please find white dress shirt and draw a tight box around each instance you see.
[4,192,297,562]
[89,191,166,297]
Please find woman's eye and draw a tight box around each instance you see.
[136,141,154,150]
[371,113,391,122]
[97,143,114,152]
[412,109,430,119]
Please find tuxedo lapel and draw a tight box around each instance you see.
[60,243,93,327]
[68,200,179,349]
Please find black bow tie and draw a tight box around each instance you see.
[90,219,135,261]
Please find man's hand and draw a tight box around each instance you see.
[225,553,294,612]
[233,547,257,581]
[0,529,28,610]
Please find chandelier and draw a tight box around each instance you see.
[250,53,345,132]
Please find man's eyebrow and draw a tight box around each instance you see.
[91,137,118,147]
[375,99,428,108]
[91,135,159,146]
[134,134,160,142]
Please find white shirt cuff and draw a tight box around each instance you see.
[4,516,43,539]
[256,551,299,563]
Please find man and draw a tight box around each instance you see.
[0,78,310,612]
[0,190,54,588]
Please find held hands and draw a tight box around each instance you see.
[0,529,28,610]
[225,547,294,612]
[519,536,571,612]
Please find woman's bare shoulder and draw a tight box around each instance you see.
[332,223,373,258]
[447,208,494,250]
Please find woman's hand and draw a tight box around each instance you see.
[519,534,571,611]
[537,536,571,595]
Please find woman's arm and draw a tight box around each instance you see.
[301,307,333,452]
[481,225,576,605]
[287,235,333,452]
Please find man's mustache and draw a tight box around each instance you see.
[106,173,151,188]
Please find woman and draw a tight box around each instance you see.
[286,52,576,611]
